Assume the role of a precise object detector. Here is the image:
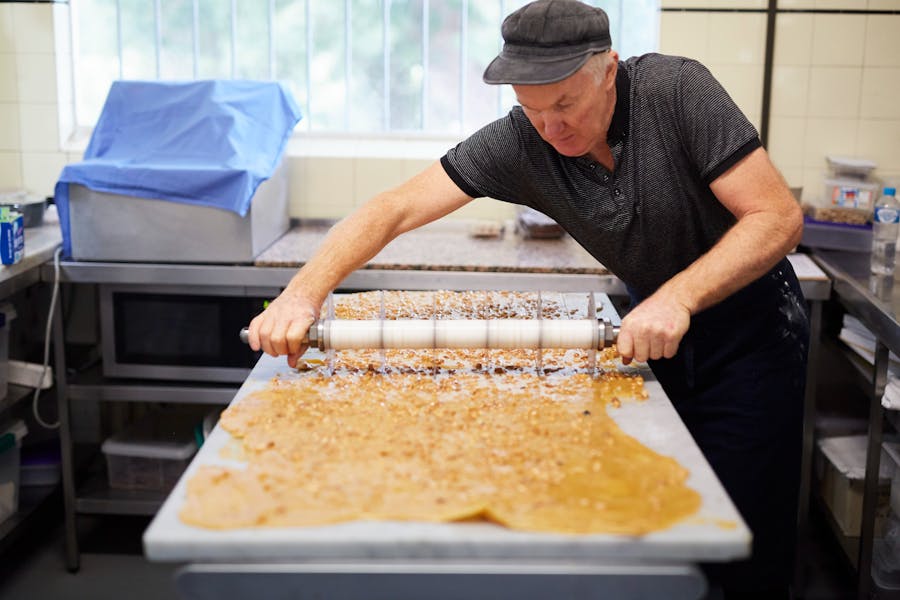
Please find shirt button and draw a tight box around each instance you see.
[602,174,609,183]
[614,188,622,196]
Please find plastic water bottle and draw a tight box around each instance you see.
[872,187,899,276]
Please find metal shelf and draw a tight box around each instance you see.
[0,384,36,414]
[825,337,876,394]
[75,471,165,516]
[67,366,239,405]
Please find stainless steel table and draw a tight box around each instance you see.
[810,250,900,600]
[43,252,830,585]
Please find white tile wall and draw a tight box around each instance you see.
[0,152,22,189]
[806,67,863,118]
[0,4,13,55]
[353,158,407,208]
[18,104,60,152]
[803,117,859,167]
[771,66,811,117]
[0,104,20,152]
[15,53,58,104]
[768,117,807,170]
[21,151,68,198]
[857,119,900,171]
[869,0,900,9]
[298,157,355,219]
[865,15,900,67]
[860,67,900,119]
[0,53,17,103]
[812,14,866,66]
[659,12,709,62]
[11,3,54,54]
[707,13,766,65]
[774,14,814,67]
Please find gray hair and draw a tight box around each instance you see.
[584,51,613,84]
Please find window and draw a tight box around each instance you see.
[72,0,659,136]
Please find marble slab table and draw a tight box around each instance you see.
[144,294,750,600]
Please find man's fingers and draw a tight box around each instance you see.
[247,315,262,352]
[617,329,634,364]
[286,320,311,356]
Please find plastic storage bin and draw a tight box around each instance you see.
[816,435,895,537]
[876,443,900,598]
[0,420,27,525]
[101,410,198,492]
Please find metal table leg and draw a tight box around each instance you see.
[175,562,707,600]
[857,340,889,599]
[52,290,79,572]
[794,298,823,597]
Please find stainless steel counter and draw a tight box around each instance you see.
[809,249,898,600]
[0,220,62,299]
[814,250,900,354]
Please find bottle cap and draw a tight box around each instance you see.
[885,187,897,196]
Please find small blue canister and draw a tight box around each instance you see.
[0,207,24,265]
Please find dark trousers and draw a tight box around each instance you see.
[633,258,810,597]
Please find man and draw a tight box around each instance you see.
[248,1,808,597]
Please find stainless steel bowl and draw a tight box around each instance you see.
[0,193,47,228]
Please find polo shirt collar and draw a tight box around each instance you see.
[608,64,630,144]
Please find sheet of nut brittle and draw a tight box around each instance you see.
[179,291,701,534]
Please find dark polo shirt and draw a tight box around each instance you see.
[441,53,761,299]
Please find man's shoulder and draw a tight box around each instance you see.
[624,53,715,96]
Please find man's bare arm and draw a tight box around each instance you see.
[616,147,803,363]
[248,161,473,366]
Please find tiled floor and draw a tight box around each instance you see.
[0,500,861,600]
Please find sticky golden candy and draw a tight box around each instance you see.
[179,292,701,534]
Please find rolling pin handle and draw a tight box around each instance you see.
[238,325,317,349]
[597,318,620,350]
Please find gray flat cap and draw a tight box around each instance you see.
[483,0,612,85]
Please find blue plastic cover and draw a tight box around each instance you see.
[54,80,302,257]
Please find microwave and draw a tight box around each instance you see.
[99,284,276,383]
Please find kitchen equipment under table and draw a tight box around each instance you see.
[143,295,751,600]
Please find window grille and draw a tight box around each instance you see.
[72,0,659,136]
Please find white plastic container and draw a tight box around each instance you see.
[101,411,198,492]
[827,155,878,179]
[0,419,28,525]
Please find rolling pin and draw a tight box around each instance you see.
[240,318,619,351]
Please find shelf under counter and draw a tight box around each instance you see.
[75,469,165,516]
[66,365,239,405]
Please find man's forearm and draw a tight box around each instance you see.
[655,207,802,315]
[283,194,405,309]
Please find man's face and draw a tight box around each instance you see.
[513,55,616,158]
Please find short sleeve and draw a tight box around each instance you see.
[675,59,761,184]
[441,111,538,209]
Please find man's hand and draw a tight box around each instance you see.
[616,294,691,365]
[247,289,320,369]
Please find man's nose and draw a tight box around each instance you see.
[543,113,564,137]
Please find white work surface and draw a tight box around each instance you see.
[144,354,751,565]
